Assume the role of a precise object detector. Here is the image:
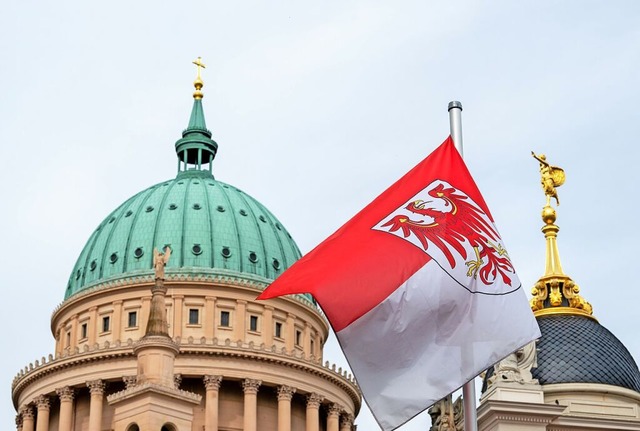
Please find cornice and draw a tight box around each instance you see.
[12,336,361,410]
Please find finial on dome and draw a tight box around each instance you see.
[529,153,594,319]
[192,56,206,99]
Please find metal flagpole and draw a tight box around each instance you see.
[447,100,478,431]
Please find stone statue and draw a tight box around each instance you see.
[489,341,538,385]
[153,246,171,280]
[532,152,565,206]
[428,394,463,431]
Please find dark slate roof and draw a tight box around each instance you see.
[532,314,640,392]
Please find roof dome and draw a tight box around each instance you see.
[64,74,304,301]
[532,315,640,391]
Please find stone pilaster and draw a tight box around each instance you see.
[87,380,105,431]
[204,375,223,431]
[56,386,75,431]
[242,379,261,431]
[35,395,50,431]
[277,385,296,431]
[21,405,35,431]
[339,413,354,431]
[306,393,324,431]
[327,403,342,431]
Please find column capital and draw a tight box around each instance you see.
[174,373,182,389]
[203,375,223,390]
[34,395,50,411]
[15,412,23,428]
[20,405,34,419]
[327,403,343,417]
[56,386,75,401]
[340,413,354,428]
[306,393,324,409]
[123,375,137,388]
[86,379,105,395]
[277,385,296,401]
[242,378,262,394]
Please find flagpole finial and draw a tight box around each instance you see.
[448,101,463,111]
[192,56,206,99]
[529,154,594,320]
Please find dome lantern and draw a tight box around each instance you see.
[175,57,218,175]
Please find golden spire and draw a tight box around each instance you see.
[192,56,206,99]
[529,153,594,319]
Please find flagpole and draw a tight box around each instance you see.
[447,100,479,431]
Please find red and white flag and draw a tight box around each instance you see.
[258,137,540,430]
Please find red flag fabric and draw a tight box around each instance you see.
[258,137,540,430]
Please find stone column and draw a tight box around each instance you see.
[235,300,247,340]
[326,403,341,431]
[173,295,184,338]
[88,306,98,345]
[35,395,50,431]
[20,406,34,431]
[277,385,296,431]
[56,386,74,431]
[242,379,261,431]
[306,393,324,431]
[339,413,354,431]
[285,313,295,352]
[263,305,274,348]
[205,296,216,339]
[203,375,223,431]
[87,380,105,431]
[112,300,123,340]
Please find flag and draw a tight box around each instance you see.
[258,137,541,430]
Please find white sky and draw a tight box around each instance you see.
[2,1,640,429]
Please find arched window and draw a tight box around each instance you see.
[161,424,177,431]
[126,424,140,431]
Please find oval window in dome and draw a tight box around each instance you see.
[239,209,247,216]
[275,223,282,230]
[221,246,231,258]
[108,216,115,224]
[272,258,281,270]
[125,210,133,217]
[168,203,177,210]
[134,247,144,259]
[145,206,154,213]
[259,215,267,223]
[90,260,97,271]
[217,205,225,212]
[248,252,258,263]
[110,253,118,264]
[76,269,82,280]
[192,244,203,255]
[193,181,200,185]
[193,203,202,210]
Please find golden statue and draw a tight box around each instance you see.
[153,246,172,280]
[532,152,565,206]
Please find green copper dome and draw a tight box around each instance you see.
[65,86,304,301]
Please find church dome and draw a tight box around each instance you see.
[64,83,303,301]
[532,314,640,391]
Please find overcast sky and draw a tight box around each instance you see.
[2,1,640,429]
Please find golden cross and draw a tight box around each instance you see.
[192,57,206,79]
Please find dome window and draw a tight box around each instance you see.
[110,253,118,264]
[223,185,229,189]
[272,258,281,270]
[192,244,203,255]
[168,203,178,210]
[275,223,282,231]
[208,182,215,186]
[193,203,202,210]
[75,269,82,280]
[90,260,97,271]
[221,246,231,258]
[145,206,154,213]
[239,209,248,216]
[259,215,267,223]
[193,181,200,185]
[178,181,184,185]
[248,252,258,263]
[125,210,133,217]
[108,216,116,224]
[217,205,225,212]
[163,183,169,186]
[134,247,144,259]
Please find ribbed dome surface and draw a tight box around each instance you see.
[532,315,640,391]
[65,169,302,300]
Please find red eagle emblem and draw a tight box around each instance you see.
[373,180,517,294]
